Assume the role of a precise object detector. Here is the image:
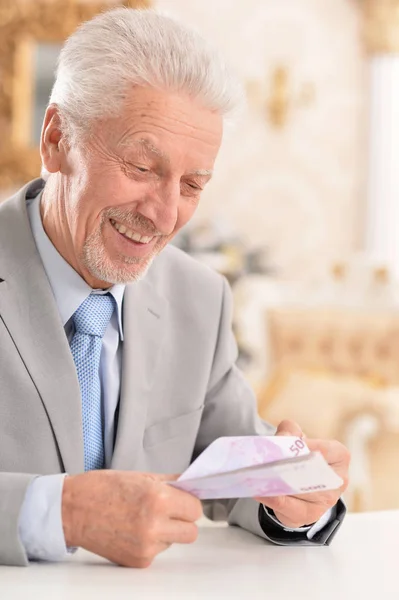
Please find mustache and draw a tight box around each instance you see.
[102,207,163,236]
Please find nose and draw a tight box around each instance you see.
[137,180,180,236]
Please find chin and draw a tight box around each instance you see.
[87,256,154,286]
[82,232,161,286]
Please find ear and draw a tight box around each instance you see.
[40,104,64,175]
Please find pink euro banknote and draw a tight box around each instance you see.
[169,436,342,500]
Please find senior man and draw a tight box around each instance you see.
[0,8,349,568]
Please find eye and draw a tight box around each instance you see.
[120,159,151,178]
[183,181,202,192]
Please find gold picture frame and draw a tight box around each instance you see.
[0,0,151,189]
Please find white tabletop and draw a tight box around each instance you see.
[0,511,396,600]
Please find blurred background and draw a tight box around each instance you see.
[1,0,399,513]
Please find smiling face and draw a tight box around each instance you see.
[40,87,223,288]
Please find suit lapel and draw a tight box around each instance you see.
[0,183,84,474]
[111,277,166,470]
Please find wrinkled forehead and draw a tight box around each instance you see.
[103,86,223,144]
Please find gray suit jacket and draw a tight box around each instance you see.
[0,181,344,566]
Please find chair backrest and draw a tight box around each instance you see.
[267,307,399,386]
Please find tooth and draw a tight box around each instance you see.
[111,220,153,243]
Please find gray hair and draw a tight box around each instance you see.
[41,7,243,178]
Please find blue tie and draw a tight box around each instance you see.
[70,293,115,471]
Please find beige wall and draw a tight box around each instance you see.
[156,0,367,279]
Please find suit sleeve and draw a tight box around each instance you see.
[0,473,36,565]
[0,473,69,566]
[194,277,346,546]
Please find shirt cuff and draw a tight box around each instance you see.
[18,473,73,562]
[263,505,337,540]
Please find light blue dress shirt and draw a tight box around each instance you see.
[18,192,333,561]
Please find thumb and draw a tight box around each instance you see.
[276,419,304,438]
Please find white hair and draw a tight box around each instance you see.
[41,7,243,179]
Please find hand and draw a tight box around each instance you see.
[255,420,350,528]
[62,470,203,568]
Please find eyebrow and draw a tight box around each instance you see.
[119,137,213,178]
[119,137,169,161]
[186,169,213,178]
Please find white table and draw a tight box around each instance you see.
[0,511,396,599]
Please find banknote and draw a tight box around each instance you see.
[169,436,342,500]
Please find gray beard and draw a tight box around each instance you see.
[81,230,157,285]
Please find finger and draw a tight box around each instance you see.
[167,487,204,522]
[256,488,340,508]
[276,419,304,438]
[306,439,351,468]
[283,490,340,506]
[112,540,171,569]
[303,440,350,493]
[160,520,199,545]
[261,496,310,528]
[260,496,325,528]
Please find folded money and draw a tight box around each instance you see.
[169,436,342,500]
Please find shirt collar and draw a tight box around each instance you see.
[27,192,125,340]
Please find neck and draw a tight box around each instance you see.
[40,184,109,290]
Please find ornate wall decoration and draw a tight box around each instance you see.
[247,65,316,130]
[159,0,365,280]
[0,0,151,189]
[363,0,399,53]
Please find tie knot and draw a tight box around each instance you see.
[73,293,115,338]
